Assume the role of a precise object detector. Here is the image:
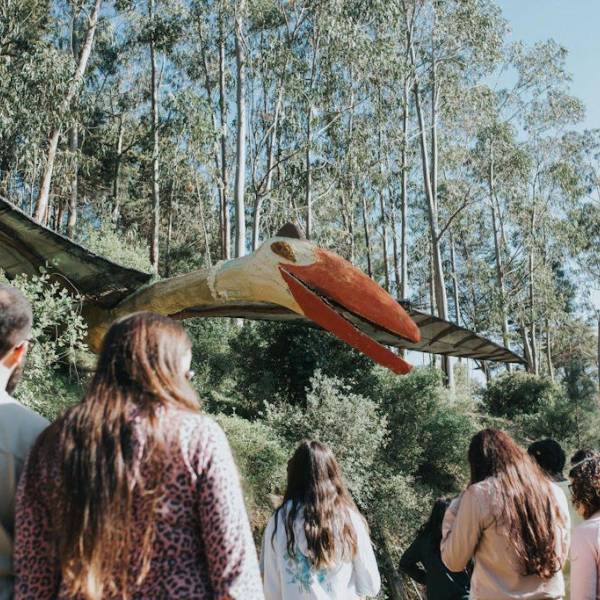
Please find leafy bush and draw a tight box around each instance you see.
[265,370,387,504]
[482,372,561,419]
[374,368,476,492]
[78,218,152,272]
[229,321,378,407]
[0,270,87,419]
[214,414,288,534]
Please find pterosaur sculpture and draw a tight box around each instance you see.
[0,196,525,373]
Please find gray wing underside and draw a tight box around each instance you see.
[0,196,524,363]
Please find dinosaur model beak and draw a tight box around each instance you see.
[276,245,420,374]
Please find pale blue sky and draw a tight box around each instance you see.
[497,0,600,132]
[497,1,600,311]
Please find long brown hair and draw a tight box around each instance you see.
[468,429,565,579]
[40,312,198,599]
[273,440,360,569]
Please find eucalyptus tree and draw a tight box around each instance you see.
[34,0,103,225]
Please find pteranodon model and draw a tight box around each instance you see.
[0,197,525,373]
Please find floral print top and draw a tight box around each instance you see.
[14,408,265,600]
[260,502,380,600]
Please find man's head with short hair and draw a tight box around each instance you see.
[0,283,33,394]
[528,438,566,481]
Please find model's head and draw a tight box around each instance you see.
[569,454,600,520]
[527,439,566,481]
[467,429,564,579]
[0,284,33,394]
[277,440,359,569]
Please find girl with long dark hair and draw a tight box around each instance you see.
[399,499,470,599]
[14,312,264,599]
[260,440,380,599]
[441,429,570,599]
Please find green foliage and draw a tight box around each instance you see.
[481,370,599,449]
[0,270,87,419]
[265,370,387,504]
[78,219,152,272]
[375,368,477,492]
[229,321,378,408]
[214,413,288,533]
[482,372,561,419]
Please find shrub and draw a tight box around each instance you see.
[214,414,288,534]
[374,367,476,492]
[482,372,561,419]
[265,370,387,504]
[78,218,152,272]
[0,270,87,419]
[229,321,378,407]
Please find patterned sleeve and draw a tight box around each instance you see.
[13,437,60,599]
[195,419,265,600]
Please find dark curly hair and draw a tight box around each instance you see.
[569,454,600,520]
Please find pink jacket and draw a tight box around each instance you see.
[441,477,570,599]
[571,512,600,600]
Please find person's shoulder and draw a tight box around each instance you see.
[165,407,221,438]
[0,394,49,456]
[574,513,600,537]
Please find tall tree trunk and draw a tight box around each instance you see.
[305,106,313,239]
[362,195,373,278]
[166,184,174,277]
[400,78,409,300]
[219,6,230,259]
[378,120,390,291]
[111,115,124,222]
[149,0,160,272]
[408,22,452,385]
[489,148,511,368]
[391,196,401,296]
[67,124,78,237]
[545,318,554,381]
[449,231,461,324]
[529,250,538,374]
[34,0,102,222]
[233,0,247,257]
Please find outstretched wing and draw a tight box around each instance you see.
[0,196,152,307]
[0,197,524,365]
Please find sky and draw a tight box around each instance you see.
[411,2,600,379]
[496,0,600,133]
[497,0,600,311]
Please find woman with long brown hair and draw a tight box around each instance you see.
[14,312,264,599]
[441,429,570,599]
[260,440,380,600]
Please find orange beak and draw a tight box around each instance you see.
[279,248,420,375]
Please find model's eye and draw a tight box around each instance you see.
[270,241,296,262]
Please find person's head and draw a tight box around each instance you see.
[467,429,564,579]
[419,498,450,550]
[527,439,566,481]
[571,448,597,466]
[48,312,198,599]
[275,440,359,569]
[569,454,600,519]
[0,284,33,394]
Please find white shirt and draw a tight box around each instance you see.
[260,502,380,600]
[570,511,600,600]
